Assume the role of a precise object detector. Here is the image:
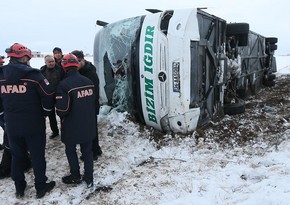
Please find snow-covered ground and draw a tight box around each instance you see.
[0,56,290,205]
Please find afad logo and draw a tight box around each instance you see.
[77,89,93,98]
[1,84,27,94]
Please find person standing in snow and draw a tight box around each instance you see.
[71,50,102,160]
[55,53,95,188]
[0,55,32,179]
[0,55,4,66]
[53,47,63,67]
[0,43,56,198]
[40,55,65,139]
[0,55,5,152]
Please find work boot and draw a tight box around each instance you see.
[15,190,25,198]
[93,147,102,157]
[36,181,56,199]
[93,152,99,161]
[62,175,82,185]
[92,137,102,157]
[82,175,94,188]
[15,181,27,198]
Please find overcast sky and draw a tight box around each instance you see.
[1,0,288,55]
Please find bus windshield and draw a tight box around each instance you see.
[94,16,144,112]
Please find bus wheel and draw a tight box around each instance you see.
[266,37,278,44]
[263,80,275,87]
[224,101,246,115]
[267,74,276,81]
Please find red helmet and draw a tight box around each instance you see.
[61,53,79,69]
[5,43,32,59]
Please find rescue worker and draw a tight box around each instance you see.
[0,55,4,150]
[0,55,5,151]
[0,55,4,66]
[0,43,56,198]
[56,53,95,188]
[0,55,31,179]
[53,47,63,67]
[71,50,102,160]
[40,55,65,139]
[0,56,3,150]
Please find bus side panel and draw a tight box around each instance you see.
[193,11,227,127]
[238,31,266,94]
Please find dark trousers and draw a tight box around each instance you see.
[92,125,101,154]
[48,108,59,134]
[65,141,93,179]
[0,131,12,176]
[0,128,31,178]
[9,134,47,192]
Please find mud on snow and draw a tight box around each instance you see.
[148,74,290,155]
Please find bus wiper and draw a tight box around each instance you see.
[145,9,163,13]
[96,20,109,27]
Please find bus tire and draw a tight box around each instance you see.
[226,23,250,35]
[267,74,276,81]
[263,80,275,87]
[266,37,278,44]
[224,101,246,115]
[270,44,277,51]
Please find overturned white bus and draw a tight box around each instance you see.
[94,8,278,134]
